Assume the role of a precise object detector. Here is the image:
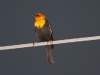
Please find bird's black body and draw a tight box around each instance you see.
[35,19,55,65]
[35,19,54,44]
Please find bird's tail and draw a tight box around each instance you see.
[45,45,55,65]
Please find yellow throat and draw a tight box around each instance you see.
[34,19,45,29]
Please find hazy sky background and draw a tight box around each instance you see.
[0,0,100,75]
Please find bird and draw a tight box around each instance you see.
[32,12,55,65]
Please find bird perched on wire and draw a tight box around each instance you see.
[32,12,55,65]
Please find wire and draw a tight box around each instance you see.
[0,36,100,50]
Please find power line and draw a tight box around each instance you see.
[0,36,100,50]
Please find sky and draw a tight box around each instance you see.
[0,0,100,75]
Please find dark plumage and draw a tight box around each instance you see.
[33,13,55,65]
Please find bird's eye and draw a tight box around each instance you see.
[36,14,39,16]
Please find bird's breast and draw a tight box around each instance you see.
[34,19,45,29]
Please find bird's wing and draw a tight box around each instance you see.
[48,24,54,41]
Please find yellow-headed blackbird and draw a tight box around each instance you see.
[32,13,55,65]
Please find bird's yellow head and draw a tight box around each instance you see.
[33,13,46,29]
[34,13,46,19]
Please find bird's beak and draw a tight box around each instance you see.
[31,14,39,17]
[31,14,36,17]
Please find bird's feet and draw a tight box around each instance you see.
[33,41,41,46]
[47,40,53,45]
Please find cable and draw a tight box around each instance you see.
[0,36,100,50]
